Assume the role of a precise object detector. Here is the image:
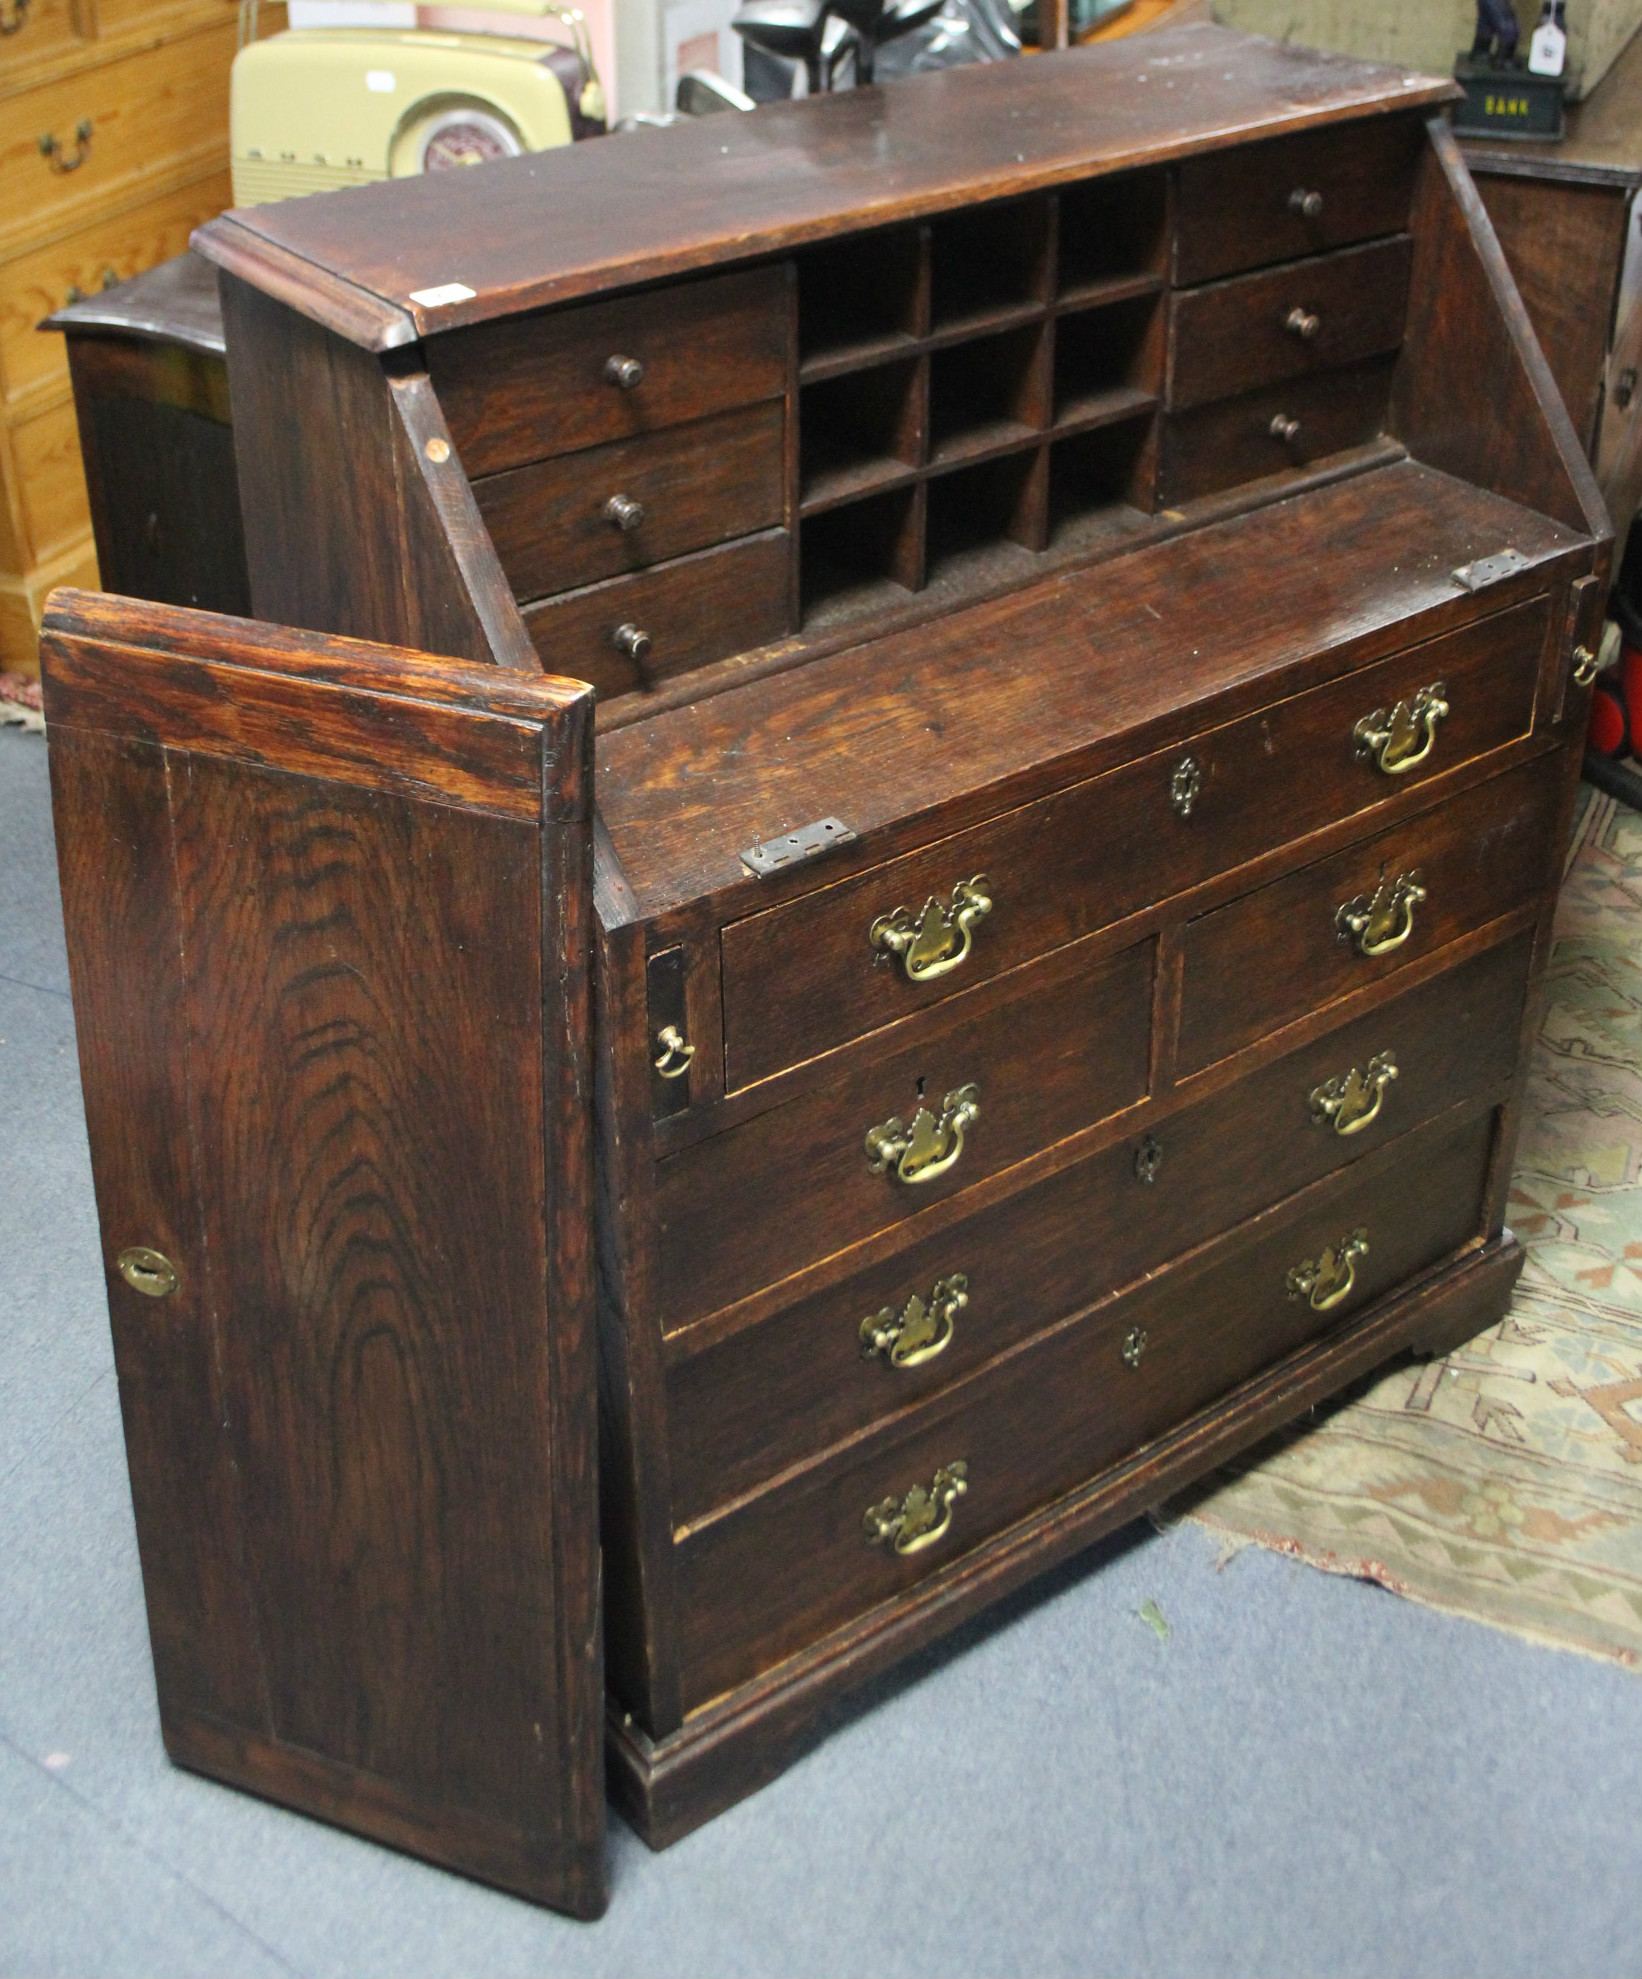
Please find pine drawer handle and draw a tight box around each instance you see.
[864,1083,979,1185]
[39,119,92,173]
[1336,869,1426,957]
[1285,1227,1368,1312]
[869,875,991,981]
[1309,1051,1398,1136]
[864,1461,968,1554]
[860,1273,968,1369]
[1353,681,1449,774]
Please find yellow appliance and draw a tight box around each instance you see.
[231,0,605,205]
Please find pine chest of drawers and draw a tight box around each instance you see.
[41,23,1611,1921]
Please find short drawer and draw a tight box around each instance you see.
[656,935,1153,1332]
[1174,113,1424,286]
[522,530,790,694]
[1166,236,1412,412]
[1157,357,1395,506]
[668,929,1532,1523]
[719,593,1549,1090]
[0,22,236,254]
[1178,750,1562,1075]
[475,400,785,603]
[428,263,791,478]
[673,1104,1495,1711]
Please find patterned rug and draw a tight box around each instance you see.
[1176,787,1642,1670]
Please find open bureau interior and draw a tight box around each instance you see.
[40,22,1613,1924]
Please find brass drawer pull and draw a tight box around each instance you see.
[1572,643,1600,687]
[605,492,645,532]
[861,1272,968,1369]
[1284,306,1321,341]
[869,875,991,982]
[605,353,646,389]
[865,1082,979,1185]
[1286,1226,1368,1312]
[39,118,92,173]
[1288,186,1324,219]
[864,1460,968,1554]
[1353,681,1449,775]
[653,1025,694,1078]
[1336,870,1426,957]
[117,1246,177,1298]
[1270,413,1300,445]
[1309,1050,1397,1136]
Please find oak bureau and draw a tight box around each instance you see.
[41,23,1611,1920]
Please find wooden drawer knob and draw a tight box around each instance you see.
[1284,306,1321,341]
[604,492,645,532]
[614,622,653,664]
[1288,186,1324,219]
[604,353,646,389]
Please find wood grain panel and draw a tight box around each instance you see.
[430,263,791,477]
[674,1104,1495,1711]
[669,929,1533,1521]
[718,592,1548,1089]
[1177,751,1563,1074]
[1167,236,1411,411]
[1173,112,1423,285]
[657,935,1152,1330]
[475,401,785,603]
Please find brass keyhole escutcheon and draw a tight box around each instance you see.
[117,1246,177,1298]
[864,1461,968,1555]
[1285,1227,1368,1313]
[653,1025,694,1079]
[1169,756,1201,820]
[1310,1052,1398,1137]
[869,876,991,982]
[1134,1133,1163,1184]
[864,1083,979,1186]
[1121,1326,1148,1369]
[1353,681,1449,775]
[1336,870,1426,958]
[860,1273,968,1370]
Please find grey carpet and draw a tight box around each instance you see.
[2,723,1639,1979]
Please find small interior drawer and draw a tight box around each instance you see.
[474,400,785,604]
[522,530,791,694]
[1156,356,1395,505]
[1173,113,1424,286]
[427,263,791,478]
[672,1103,1495,1712]
[1166,236,1412,412]
[1178,750,1563,1075]
[718,593,1548,1092]
[655,936,1153,1332]
[667,929,1531,1524]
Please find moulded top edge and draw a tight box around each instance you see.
[190,23,1458,354]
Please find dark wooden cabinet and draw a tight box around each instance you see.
[40,21,1612,1919]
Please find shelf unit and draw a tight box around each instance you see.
[795,168,1168,625]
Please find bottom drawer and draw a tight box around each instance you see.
[673,1104,1495,1711]
[1157,356,1395,506]
[522,529,790,695]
